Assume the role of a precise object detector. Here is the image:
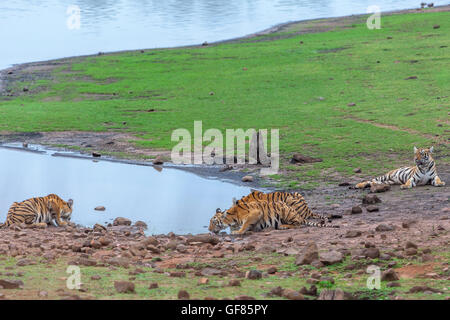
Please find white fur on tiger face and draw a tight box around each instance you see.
[356,147,445,190]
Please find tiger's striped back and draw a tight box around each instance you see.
[2,194,73,227]
[234,191,330,222]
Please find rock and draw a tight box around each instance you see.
[375,224,394,232]
[405,76,418,80]
[134,221,148,229]
[94,206,105,211]
[198,278,209,285]
[311,260,324,268]
[16,258,35,267]
[362,194,381,205]
[200,268,222,276]
[0,279,24,289]
[90,275,101,280]
[366,205,379,212]
[338,182,350,186]
[114,281,135,293]
[241,175,254,182]
[113,217,131,226]
[295,241,319,265]
[401,220,417,229]
[169,272,186,278]
[98,237,111,246]
[387,282,401,288]
[178,290,190,300]
[354,168,362,173]
[409,286,441,294]
[38,291,48,297]
[370,184,390,193]
[345,230,362,238]
[245,270,262,280]
[318,289,349,300]
[347,102,356,107]
[405,248,417,256]
[421,254,434,262]
[153,156,164,165]
[405,241,418,249]
[107,257,130,268]
[93,224,106,232]
[433,25,440,29]
[362,248,380,259]
[351,206,362,214]
[269,286,283,296]
[282,289,304,300]
[186,234,220,245]
[290,154,323,164]
[320,250,343,265]
[381,269,399,281]
[92,152,101,158]
[299,285,317,296]
[149,283,158,289]
[235,295,255,300]
[267,267,277,274]
[228,279,241,287]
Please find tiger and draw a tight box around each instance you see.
[233,190,331,222]
[356,147,445,190]
[1,194,73,228]
[209,200,338,235]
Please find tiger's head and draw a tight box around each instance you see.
[414,146,434,167]
[48,198,74,221]
[208,203,240,234]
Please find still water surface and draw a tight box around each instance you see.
[0,146,252,234]
[1,0,446,69]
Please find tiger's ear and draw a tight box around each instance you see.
[216,208,222,213]
[413,146,418,153]
[67,199,73,208]
[429,146,434,153]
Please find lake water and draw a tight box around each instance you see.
[0,145,252,234]
[1,0,446,70]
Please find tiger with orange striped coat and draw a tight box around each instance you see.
[1,194,73,228]
[356,147,445,190]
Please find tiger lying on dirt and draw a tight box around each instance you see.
[1,194,73,228]
[209,191,338,234]
[356,147,445,190]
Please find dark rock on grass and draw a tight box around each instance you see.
[269,286,283,297]
[282,289,304,300]
[245,270,262,280]
[362,248,380,259]
[366,205,379,212]
[381,269,399,281]
[299,285,317,296]
[405,248,417,256]
[291,153,323,164]
[228,279,241,287]
[320,250,343,266]
[405,76,418,80]
[0,279,24,289]
[90,275,101,281]
[375,224,394,232]
[370,183,390,193]
[235,295,255,300]
[92,152,101,158]
[409,286,442,294]
[347,102,356,107]
[69,257,97,267]
[387,282,401,288]
[267,267,277,274]
[178,290,190,300]
[152,156,164,165]
[295,241,319,265]
[169,272,186,278]
[149,282,158,289]
[186,234,219,245]
[345,230,362,238]
[16,258,35,267]
[433,25,440,29]
[362,194,381,205]
[421,254,434,262]
[353,168,362,173]
[318,289,350,300]
[201,268,223,276]
[106,257,130,268]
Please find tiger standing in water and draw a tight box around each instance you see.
[1,194,73,228]
[356,147,445,190]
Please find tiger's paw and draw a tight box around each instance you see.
[355,182,369,189]
[58,221,68,227]
[400,183,412,189]
[433,177,445,187]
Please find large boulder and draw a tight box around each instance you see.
[295,242,319,265]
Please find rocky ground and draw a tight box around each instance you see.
[0,172,448,300]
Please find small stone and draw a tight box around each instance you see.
[149,282,158,289]
[169,272,186,278]
[347,102,356,107]
[405,241,418,249]
[198,278,209,285]
[370,184,390,193]
[94,206,106,211]
[134,221,148,229]
[114,281,135,293]
[90,275,101,280]
[178,290,190,300]
[375,224,394,232]
[153,156,164,165]
[320,250,343,265]
[381,269,399,281]
[282,289,304,300]
[0,279,24,289]
[241,175,254,182]
[433,25,440,29]
[245,270,262,280]
[387,282,401,288]
[354,168,362,173]
[363,194,381,205]
[366,205,379,212]
[295,241,319,265]
[113,217,131,226]
[228,279,241,287]
[267,267,277,274]
[345,230,362,238]
[351,206,362,214]
[235,295,255,300]
[405,248,417,256]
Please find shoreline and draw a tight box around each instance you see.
[1,4,448,77]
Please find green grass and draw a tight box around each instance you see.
[1,10,449,185]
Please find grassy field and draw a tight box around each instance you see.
[1,247,448,300]
[0,9,448,187]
